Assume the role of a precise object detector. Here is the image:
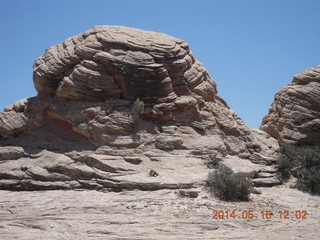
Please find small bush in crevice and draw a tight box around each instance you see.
[130,98,144,121]
[206,165,251,201]
[276,144,320,195]
[203,152,222,169]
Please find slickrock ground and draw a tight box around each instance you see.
[0,187,319,239]
[0,26,279,190]
[261,66,320,145]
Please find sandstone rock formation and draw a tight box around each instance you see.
[0,26,278,190]
[261,66,320,145]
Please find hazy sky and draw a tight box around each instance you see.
[1,0,319,128]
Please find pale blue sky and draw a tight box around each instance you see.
[1,0,319,128]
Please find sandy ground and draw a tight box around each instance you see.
[0,186,319,240]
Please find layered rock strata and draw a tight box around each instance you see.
[0,26,278,190]
[261,66,320,145]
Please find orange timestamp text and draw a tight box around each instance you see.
[211,210,308,220]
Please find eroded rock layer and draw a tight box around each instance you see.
[0,26,278,190]
[33,25,216,102]
[261,66,320,145]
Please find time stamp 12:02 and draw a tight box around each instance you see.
[211,210,308,220]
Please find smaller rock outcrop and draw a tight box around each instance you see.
[261,66,320,145]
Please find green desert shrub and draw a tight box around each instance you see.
[277,144,320,194]
[206,165,251,201]
[276,155,291,182]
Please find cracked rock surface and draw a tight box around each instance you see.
[0,187,319,239]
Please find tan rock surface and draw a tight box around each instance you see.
[0,187,319,239]
[33,26,216,102]
[261,66,320,145]
[0,26,279,190]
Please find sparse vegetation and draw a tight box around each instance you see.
[277,144,320,195]
[276,155,291,182]
[203,152,222,168]
[130,98,144,121]
[206,165,251,201]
